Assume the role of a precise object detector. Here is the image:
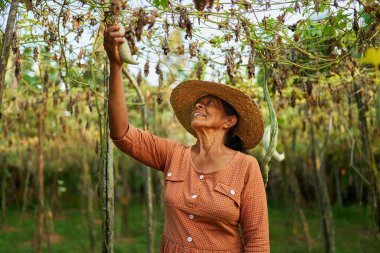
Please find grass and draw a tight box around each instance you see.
[0,203,379,252]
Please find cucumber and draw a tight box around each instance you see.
[118,23,138,65]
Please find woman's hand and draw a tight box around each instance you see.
[104,25,125,68]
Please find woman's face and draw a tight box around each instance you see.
[190,95,237,133]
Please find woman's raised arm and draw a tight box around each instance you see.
[104,25,130,140]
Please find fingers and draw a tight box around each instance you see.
[108,31,124,38]
[113,37,126,44]
[105,25,120,33]
[104,29,125,46]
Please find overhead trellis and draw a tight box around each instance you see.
[1,0,379,184]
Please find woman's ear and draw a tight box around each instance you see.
[224,115,238,129]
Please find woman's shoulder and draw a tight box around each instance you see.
[236,152,260,166]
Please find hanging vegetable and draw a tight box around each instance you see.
[117,23,138,65]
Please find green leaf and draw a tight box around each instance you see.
[152,0,169,9]
[361,47,380,68]
[362,13,375,26]
[376,86,380,130]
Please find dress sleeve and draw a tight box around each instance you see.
[111,124,180,172]
[240,157,270,253]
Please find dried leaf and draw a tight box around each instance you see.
[305,80,313,97]
[294,1,300,13]
[276,13,286,24]
[178,7,192,40]
[156,63,164,104]
[134,8,149,41]
[177,44,185,55]
[290,89,297,107]
[162,37,170,55]
[193,0,207,11]
[314,0,320,13]
[247,47,255,78]
[137,70,142,86]
[235,20,240,42]
[147,11,157,29]
[196,59,203,80]
[225,48,235,80]
[33,47,39,62]
[63,9,70,28]
[14,50,22,81]
[189,42,199,58]
[144,60,150,76]
[111,0,122,16]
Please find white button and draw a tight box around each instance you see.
[230,189,236,195]
[199,175,204,180]
[189,214,194,219]
[192,194,197,199]
[167,172,172,177]
[187,236,193,242]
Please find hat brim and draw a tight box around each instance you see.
[170,80,264,150]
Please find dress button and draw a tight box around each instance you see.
[192,194,197,199]
[187,236,193,242]
[199,175,204,180]
[167,172,172,177]
[189,214,194,219]
[230,189,236,195]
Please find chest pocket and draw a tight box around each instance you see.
[214,181,241,208]
[164,171,185,207]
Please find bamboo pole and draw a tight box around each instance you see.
[102,60,114,253]
[123,66,155,253]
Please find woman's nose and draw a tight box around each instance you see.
[195,102,204,109]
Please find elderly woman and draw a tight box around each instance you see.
[104,25,270,253]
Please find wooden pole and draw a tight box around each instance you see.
[102,60,114,253]
[123,66,154,253]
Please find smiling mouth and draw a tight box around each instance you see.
[193,112,206,118]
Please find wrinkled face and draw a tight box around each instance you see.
[190,95,237,133]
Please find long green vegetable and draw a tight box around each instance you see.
[260,57,278,187]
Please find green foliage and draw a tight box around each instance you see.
[0,204,378,252]
[152,0,169,9]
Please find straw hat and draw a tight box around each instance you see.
[170,80,264,150]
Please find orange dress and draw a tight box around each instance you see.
[112,125,270,253]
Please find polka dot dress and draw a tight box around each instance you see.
[113,125,270,253]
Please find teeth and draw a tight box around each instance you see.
[194,112,205,117]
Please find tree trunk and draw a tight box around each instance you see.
[1,157,8,223]
[82,150,97,253]
[282,128,312,253]
[36,108,46,253]
[307,106,335,253]
[352,78,380,232]
[120,165,131,237]
[21,156,31,218]
[0,0,19,117]
[334,167,343,208]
